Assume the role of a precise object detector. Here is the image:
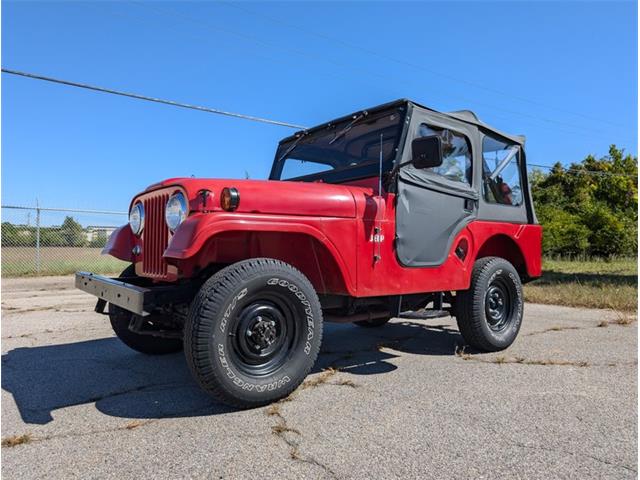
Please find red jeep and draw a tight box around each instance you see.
[77,99,542,407]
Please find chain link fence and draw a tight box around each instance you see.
[2,205,129,277]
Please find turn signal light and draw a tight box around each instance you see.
[221,187,240,211]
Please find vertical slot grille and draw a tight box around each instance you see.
[141,192,170,278]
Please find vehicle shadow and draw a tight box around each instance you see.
[2,319,462,424]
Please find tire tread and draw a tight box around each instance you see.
[455,256,522,352]
[184,258,322,408]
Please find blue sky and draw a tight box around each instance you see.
[2,0,637,221]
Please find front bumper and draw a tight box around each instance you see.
[75,272,194,316]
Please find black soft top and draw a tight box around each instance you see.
[280,99,525,146]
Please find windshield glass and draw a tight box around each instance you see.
[270,107,405,183]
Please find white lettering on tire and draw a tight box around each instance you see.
[214,275,316,393]
[220,287,247,333]
[217,343,291,391]
[267,277,315,355]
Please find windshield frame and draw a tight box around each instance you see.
[269,103,408,184]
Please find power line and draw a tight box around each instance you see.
[82,1,353,89]
[216,0,624,129]
[0,67,599,142]
[127,0,617,138]
[2,205,127,215]
[1,68,305,129]
[528,162,637,178]
[4,69,635,180]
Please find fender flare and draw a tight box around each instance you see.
[164,214,356,295]
[474,233,527,276]
[102,225,134,262]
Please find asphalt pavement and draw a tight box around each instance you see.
[1,276,637,479]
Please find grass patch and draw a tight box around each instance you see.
[265,404,282,417]
[524,257,637,312]
[456,349,590,367]
[454,345,471,360]
[124,420,147,430]
[611,311,636,325]
[301,368,337,389]
[510,357,590,367]
[598,311,637,328]
[1,246,128,277]
[2,434,32,448]
[334,379,358,388]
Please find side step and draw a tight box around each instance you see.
[399,309,450,320]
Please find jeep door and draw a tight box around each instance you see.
[395,109,479,267]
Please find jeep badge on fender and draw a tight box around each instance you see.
[76,99,542,408]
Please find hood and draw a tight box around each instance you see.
[142,178,358,218]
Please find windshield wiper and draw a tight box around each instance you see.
[277,130,309,163]
[328,111,368,145]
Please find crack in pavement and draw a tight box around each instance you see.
[261,367,363,479]
[526,319,637,337]
[525,326,583,336]
[454,347,594,367]
[464,413,638,475]
[1,390,224,448]
[489,420,637,474]
[1,306,91,315]
[1,420,159,448]
[265,402,338,479]
[1,380,197,442]
[2,325,106,340]
[514,441,638,474]
[455,350,637,368]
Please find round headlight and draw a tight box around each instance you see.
[165,192,188,231]
[129,202,144,235]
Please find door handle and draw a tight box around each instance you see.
[464,198,477,212]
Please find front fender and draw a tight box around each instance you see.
[102,225,134,262]
[164,213,356,295]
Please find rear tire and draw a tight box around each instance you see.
[108,266,183,355]
[455,257,523,352]
[184,258,323,408]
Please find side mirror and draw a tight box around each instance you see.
[411,135,443,169]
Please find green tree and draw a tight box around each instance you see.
[536,206,590,256]
[1,222,35,247]
[88,230,108,248]
[40,227,64,247]
[582,202,635,257]
[60,216,86,247]
[531,145,637,258]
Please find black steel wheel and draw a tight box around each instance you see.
[229,297,296,376]
[454,257,523,352]
[184,258,323,408]
[485,279,513,332]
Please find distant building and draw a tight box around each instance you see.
[85,226,117,242]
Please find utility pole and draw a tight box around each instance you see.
[35,199,41,274]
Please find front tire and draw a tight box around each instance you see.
[108,266,183,355]
[109,304,184,355]
[455,257,524,352]
[184,258,323,408]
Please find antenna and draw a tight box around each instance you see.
[378,133,383,196]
